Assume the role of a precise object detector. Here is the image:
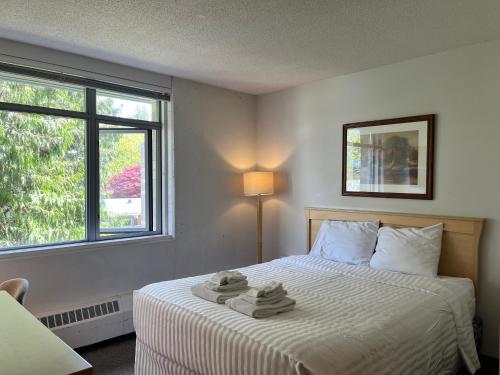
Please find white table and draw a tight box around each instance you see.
[0,291,93,375]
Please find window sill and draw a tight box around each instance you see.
[0,234,174,261]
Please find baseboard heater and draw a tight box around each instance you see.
[39,299,120,329]
[35,292,134,348]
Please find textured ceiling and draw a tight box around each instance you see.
[0,0,500,94]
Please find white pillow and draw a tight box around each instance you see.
[310,220,379,265]
[369,223,444,277]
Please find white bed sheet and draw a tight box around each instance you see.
[134,255,479,375]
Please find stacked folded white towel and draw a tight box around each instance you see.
[191,270,249,304]
[225,281,296,318]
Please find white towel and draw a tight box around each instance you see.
[210,270,247,285]
[226,296,296,318]
[244,282,283,298]
[203,280,249,292]
[240,289,287,305]
[191,283,247,304]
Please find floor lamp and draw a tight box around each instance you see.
[243,171,274,264]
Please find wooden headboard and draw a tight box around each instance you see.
[305,207,485,294]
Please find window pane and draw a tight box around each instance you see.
[99,126,147,234]
[96,90,158,121]
[0,111,86,248]
[0,72,85,111]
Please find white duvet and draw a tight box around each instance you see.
[134,255,479,375]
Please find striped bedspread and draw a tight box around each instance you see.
[134,255,479,375]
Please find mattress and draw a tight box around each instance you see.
[134,255,479,375]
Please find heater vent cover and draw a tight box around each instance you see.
[39,300,120,329]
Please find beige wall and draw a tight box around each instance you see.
[256,39,500,357]
[0,71,257,316]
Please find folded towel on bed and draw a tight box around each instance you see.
[203,280,248,292]
[240,289,287,305]
[210,270,247,285]
[245,281,283,298]
[225,296,296,318]
[191,283,248,304]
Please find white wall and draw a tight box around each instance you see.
[256,39,500,357]
[0,41,258,318]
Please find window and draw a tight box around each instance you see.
[96,90,159,121]
[0,71,86,111]
[99,125,161,236]
[0,65,169,251]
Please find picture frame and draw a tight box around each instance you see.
[342,114,435,199]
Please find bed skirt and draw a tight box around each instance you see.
[135,338,198,375]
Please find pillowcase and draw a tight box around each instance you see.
[310,220,379,265]
[369,223,444,277]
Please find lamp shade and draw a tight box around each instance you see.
[243,171,274,196]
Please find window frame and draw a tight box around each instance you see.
[97,124,161,239]
[0,63,168,251]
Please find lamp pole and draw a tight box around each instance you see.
[257,196,263,263]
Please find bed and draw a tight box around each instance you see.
[134,208,485,375]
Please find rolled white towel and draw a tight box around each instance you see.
[203,279,248,292]
[244,281,283,298]
[210,270,247,285]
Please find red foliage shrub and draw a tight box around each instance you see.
[106,165,142,198]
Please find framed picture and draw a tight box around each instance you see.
[342,114,435,199]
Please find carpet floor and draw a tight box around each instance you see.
[77,333,498,375]
[77,333,136,375]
